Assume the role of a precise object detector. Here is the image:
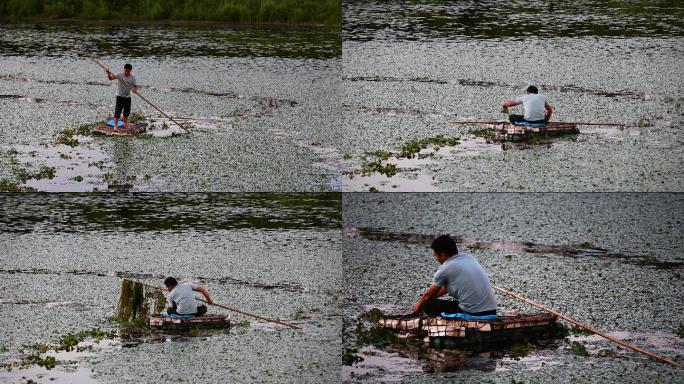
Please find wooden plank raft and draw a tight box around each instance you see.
[148,314,231,331]
[93,119,148,136]
[483,122,579,142]
[378,313,563,349]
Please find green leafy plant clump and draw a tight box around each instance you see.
[569,341,589,356]
[0,0,342,25]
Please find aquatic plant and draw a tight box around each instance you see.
[19,354,56,369]
[469,127,494,141]
[367,149,392,160]
[128,112,146,122]
[398,135,459,159]
[580,241,593,249]
[636,117,652,128]
[0,179,22,192]
[115,279,166,327]
[569,341,589,356]
[33,165,56,180]
[677,324,684,338]
[508,341,534,358]
[358,308,384,323]
[0,0,341,25]
[72,175,84,182]
[58,328,116,351]
[342,348,363,365]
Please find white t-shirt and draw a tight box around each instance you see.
[515,93,547,121]
[168,282,198,314]
[433,253,498,313]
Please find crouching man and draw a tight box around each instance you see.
[163,276,213,316]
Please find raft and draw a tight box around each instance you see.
[484,122,579,142]
[93,117,147,136]
[148,314,231,331]
[378,313,563,349]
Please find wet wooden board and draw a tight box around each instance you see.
[483,122,579,142]
[378,313,563,348]
[93,121,148,136]
[148,314,231,331]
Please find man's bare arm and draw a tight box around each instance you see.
[194,286,213,304]
[106,70,117,81]
[545,102,553,121]
[412,283,443,314]
[503,99,521,108]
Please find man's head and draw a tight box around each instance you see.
[526,85,538,94]
[123,63,132,76]
[431,235,458,263]
[164,276,178,291]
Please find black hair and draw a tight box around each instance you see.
[431,235,458,255]
[164,276,178,287]
[526,85,538,94]
[124,63,133,70]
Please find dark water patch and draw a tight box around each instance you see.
[344,227,684,270]
[344,0,684,41]
[344,76,645,99]
[0,22,341,59]
[343,104,437,116]
[0,193,341,233]
[0,268,309,294]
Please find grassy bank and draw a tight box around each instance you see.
[0,0,341,26]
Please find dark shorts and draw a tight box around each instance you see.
[115,96,131,118]
[509,114,548,124]
[422,298,496,317]
[166,305,207,316]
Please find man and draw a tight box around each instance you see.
[502,85,552,124]
[164,276,213,316]
[412,235,497,317]
[106,63,139,132]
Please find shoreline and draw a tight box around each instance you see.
[0,16,340,29]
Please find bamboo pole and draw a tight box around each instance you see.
[129,279,301,329]
[493,285,682,368]
[449,120,624,127]
[82,53,190,134]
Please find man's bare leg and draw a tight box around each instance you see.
[113,117,120,132]
[123,116,129,130]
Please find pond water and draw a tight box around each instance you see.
[0,193,342,383]
[342,0,684,191]
[0,22,342,191]
[341,193,684,383]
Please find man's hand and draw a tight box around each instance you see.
[412,301,423,315]
[132,85,140,94]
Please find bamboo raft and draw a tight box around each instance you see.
[93,117,148,136]
[483,122,579,142]
[148,314,231,331]
[378,313,563,349]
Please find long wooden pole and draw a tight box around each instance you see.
[130,279,301,329]
[493,285,681,368]
[449,120,624,126]
[83,53,190,134]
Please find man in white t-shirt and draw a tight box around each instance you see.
[502,85,553,124]
[164,276,213,316]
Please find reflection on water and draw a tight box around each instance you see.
[0,193,341,233]
[0,22,340,59]
[344,0,684,41]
